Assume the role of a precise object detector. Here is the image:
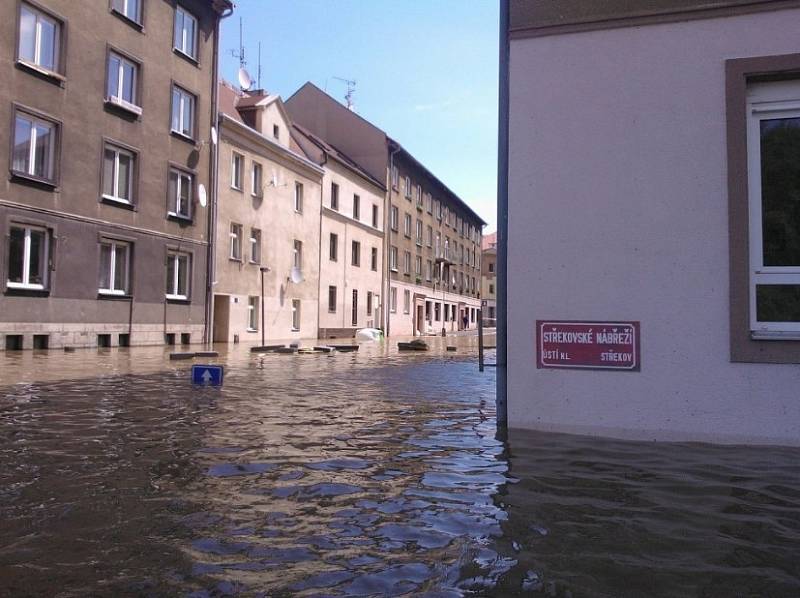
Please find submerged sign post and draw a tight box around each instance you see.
[536,321,640,371]
[191,364,224,386]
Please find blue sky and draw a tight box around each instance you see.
[220,0,499,231]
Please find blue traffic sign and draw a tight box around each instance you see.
[191,364,224,386]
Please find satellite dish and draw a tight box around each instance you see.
[238,67,253,91]
[289,267,304,284]
[210,126,218,146]
[198,184,207,208]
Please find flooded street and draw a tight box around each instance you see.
[2,338,800,596]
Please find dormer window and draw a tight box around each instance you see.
[273,124,279,139]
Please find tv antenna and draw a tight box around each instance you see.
[333,76,356,110]
[257,42,262,89]
[229,17,253,90]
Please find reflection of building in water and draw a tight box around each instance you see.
[286,83,486,337]
[0,0,232,351]
[503,0,800,444]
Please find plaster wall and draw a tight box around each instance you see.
[508,8,800,445]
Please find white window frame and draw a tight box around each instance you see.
[404,251,411,275]
[173,5,198,60]
[404,176,411,199]
[251,162,263,197]
[293,239,302,270]
[352,240,360,267]
[166,251,190,300]
[103,144,135,204]
[390,206,399,231]
[106,51,140,114]
[390,246,398,272]
[12,111,56,181]
[111,0,141,23]
[416,219,423,246]
[98,240,129,295]
[328,285,337,312]
[403,289,410,314]
[390,287,397,313]
[230,223,242,261]
[171,85,195,139]
[168,168,192,218]
[231,152,244,190]
[7,225,48,290]
[404,213,411,237]
[291,299,301,331]
[294,182,304,212]
[330,232,338,262]
[18,3,60,74]
[247,296,258,331]
[747,81,800,336]
[250,228,261,264]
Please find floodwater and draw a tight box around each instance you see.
[1,336,800,597]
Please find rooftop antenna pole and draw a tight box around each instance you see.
[257,41,262,89]
[332,76,357,110]
[229,16,246,70]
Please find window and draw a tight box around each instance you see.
[371,247,378,271]
[416,219,423,245]
[390,246,398,271]
[18,3,61,73]
[489,283,495,294]
[415,256,422,277]
[403,289,410,314]
[12,110,57,182]
[294,182,304,212]
[291,299,301,330]
[390,287,397,312]
[103,144,135,204]
[746,80,800,336]
[7,225,48,290]
[250,228,261,263]
[171,86,195,139]
[404,176,412,199]
[231,152,243,190]
[273,124,280,139]
[293,240,302,270]
[436,200,442,220]
[391,165,399,189]
[168,168,192,218]
[230,223,242,260]
[328,285,337,312]
[98,240,129,295]
[435,232,441,255]
[415,184,423,207]
[353,194,360,220]
[351,241,361,267]
[329,233,338,261]
[247,296,258,330]
[173,6,197,60]
[252,162,263,196]
[111,0,141,23]
[367,291,373,316]
[404,213,412,237]
[166,252,190,300]
[427,225,433,247]
[426,260,433,281]
[426,193,433,214]
[403,251,411,275]
[352,290,358,326]
[331,182,339,210]
[372,204,379,228]
[390,206,399,231]
[106,52,139,113]
[435,302,441,321]
[488,262,494,273]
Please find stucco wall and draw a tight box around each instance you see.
[508,8,800,445]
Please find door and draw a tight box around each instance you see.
[212,294,230,342]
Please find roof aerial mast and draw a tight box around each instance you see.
[332,76,357,111]
[229,17,253,90]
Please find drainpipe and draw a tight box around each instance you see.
[385,144,401,337]
[317,158,325,340]
[496,0,510,427]
[205,5,233,345]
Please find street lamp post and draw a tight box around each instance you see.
[260,266,270,346]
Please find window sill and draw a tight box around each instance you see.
[230,185,243,193]
[10,171,58,190]
[750,330,800,341]
[110,8,144,31]
[101,195,135,210]
[390,268,398,273]
[170,130,196,145]
[5,286,49,297]
[16,60,65,86]
[167,212,193,224]
[246,328,258,333]
[291,328,300,332]
[229,257,243,263]
[98,292,132,301]
[173,47,200,67]
[166,296,191,304]
[104,97,142,119]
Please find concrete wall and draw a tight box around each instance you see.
[318,160,384,336]
[214,121,322,343]
[508,7,800,445]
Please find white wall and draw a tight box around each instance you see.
[508,8,800,445]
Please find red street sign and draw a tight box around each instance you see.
[536,321,640,371]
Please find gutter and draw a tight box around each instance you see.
[496,0,510,427]
[385,143,401,337]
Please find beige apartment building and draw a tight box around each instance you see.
[0,0,231,351]
[211,82,322,343]
[481,232,496,325]
[285,83,486,338]
[293,124,385,338]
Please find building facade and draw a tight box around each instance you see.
[481,232,496,325]
[293,124,385,339]
[505,0,800,445]
[212,83,322,343]
[0,0,230,350]
[285,82,486,338]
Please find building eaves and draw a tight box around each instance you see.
[388,137,488,227]
[220,113,324,176]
